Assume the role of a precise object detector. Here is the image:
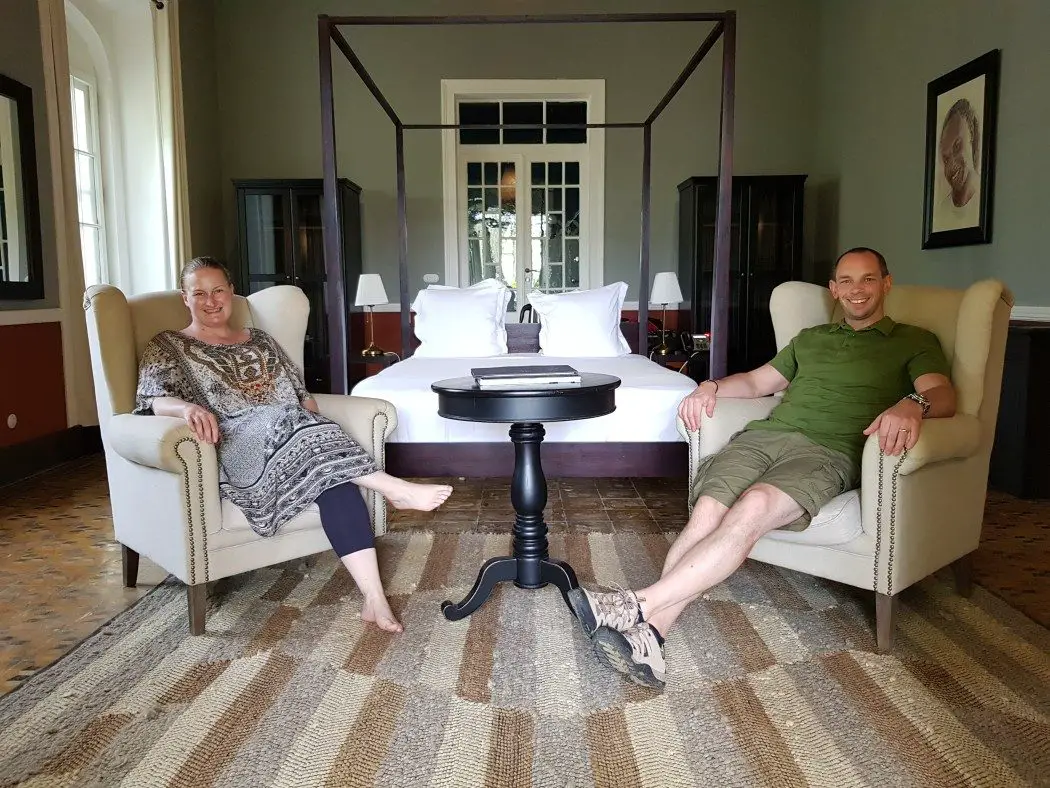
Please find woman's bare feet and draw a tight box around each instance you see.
[361,593,403,633]
[387,479,453,511]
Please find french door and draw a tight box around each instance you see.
[457,147,587,320]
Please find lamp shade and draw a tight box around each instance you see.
[354,273,389,307]
[651,271,684,305]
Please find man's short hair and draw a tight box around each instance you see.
[832,247,889,278]
[942,98,981,167]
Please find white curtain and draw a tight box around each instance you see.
[152,0,192,288]
[37,0,97,427]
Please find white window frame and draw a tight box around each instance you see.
[70,73,108,287]
[441,79,605,289]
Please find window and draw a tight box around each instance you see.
[70,75,107,287]
[458,100,588,145]
[442,80,605,315]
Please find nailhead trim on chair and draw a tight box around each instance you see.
[373,410,388,537]
[174,436,209,584]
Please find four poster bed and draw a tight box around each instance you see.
[316,13,737,477]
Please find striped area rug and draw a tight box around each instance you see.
[1,529,1047,787]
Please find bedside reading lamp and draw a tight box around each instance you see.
[355,273,389,358]
[650,271,684,356]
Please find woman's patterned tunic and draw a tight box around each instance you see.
[133,329,378,536]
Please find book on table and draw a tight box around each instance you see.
[470,364,582,387]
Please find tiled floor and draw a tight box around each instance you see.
[0,455,1046,696]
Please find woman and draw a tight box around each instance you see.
[133,256,452,633]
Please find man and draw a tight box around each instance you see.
[567,248,956,689]
[935,98,981,231]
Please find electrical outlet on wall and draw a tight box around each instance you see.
[423,273,440,284]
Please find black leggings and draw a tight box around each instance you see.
[316,482,374,557]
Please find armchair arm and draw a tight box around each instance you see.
[107,413,217,473]
[312,394,398,469]
[694,397,778,456]
[313,393,398,537]
[861,414,982,477]
[678,397,777,508]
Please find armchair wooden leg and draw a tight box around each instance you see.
[875,592,897,653]
[122,545,139,588]
[187,584,208,636]
[951,552,974,597]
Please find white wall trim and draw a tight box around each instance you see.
[1011,305,1050,321]
[0,309,65,326]
[440,78,605,292]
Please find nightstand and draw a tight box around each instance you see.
[650,350,709,383]
[347,352,399,386]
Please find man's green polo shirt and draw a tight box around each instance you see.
[744,316,951,464]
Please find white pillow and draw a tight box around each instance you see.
[528,282,631,357]
[428,279,512,319]
[411,284,510,357]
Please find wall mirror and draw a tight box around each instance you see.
[0,73,44,300]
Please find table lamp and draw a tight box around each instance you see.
[354,273,389,358]
[650,271,684,356]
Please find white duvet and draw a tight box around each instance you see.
[350,353,697,443]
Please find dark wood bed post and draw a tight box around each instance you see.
[317,16,348,395]
[644,19,727,360]
[637,123,652,355]
[711,12,736,380]
[320,11,736,388]
[395,124,412,357]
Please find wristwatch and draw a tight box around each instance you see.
[905,392,931,417]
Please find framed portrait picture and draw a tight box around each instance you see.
[921,49,1001,249]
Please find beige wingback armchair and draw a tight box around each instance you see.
[678,279,1013,651]
[83,284,397,635]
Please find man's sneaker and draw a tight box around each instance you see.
[592,622,666,690]
[567,586,642,637]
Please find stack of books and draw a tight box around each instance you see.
[471,364,582,388]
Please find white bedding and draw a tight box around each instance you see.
[350,353,697,443]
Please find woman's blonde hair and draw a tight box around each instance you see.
[180,256,232,290]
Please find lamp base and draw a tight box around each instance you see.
[361,344,386,358]
[651,342,671,356]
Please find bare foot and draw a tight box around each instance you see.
[388,480,453,512]
[361,594,403,633]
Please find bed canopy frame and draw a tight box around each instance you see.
[317,12,737,396]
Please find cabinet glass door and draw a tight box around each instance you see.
[243,191,291,292]
[745,182,799,370]
[293,191,325,284]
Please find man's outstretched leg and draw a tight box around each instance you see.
[591,483,803,689]
[567,494,730,637]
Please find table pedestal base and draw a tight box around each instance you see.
[442,422,579,621]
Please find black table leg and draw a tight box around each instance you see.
[441,421,580,621]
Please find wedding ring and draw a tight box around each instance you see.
[899,427,909,432]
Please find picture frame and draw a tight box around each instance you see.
[921,49,1001,249]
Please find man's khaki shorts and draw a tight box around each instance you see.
[690,429,860,531]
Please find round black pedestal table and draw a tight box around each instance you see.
[431,373,620,620]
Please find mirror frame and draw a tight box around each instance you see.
[0,73,44,300]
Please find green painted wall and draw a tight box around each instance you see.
[179,0,226,262]
[813,0,1050,305]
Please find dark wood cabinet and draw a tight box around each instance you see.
[989,324,1050,499]
[234,178,362,394]
[677,175,806,374]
